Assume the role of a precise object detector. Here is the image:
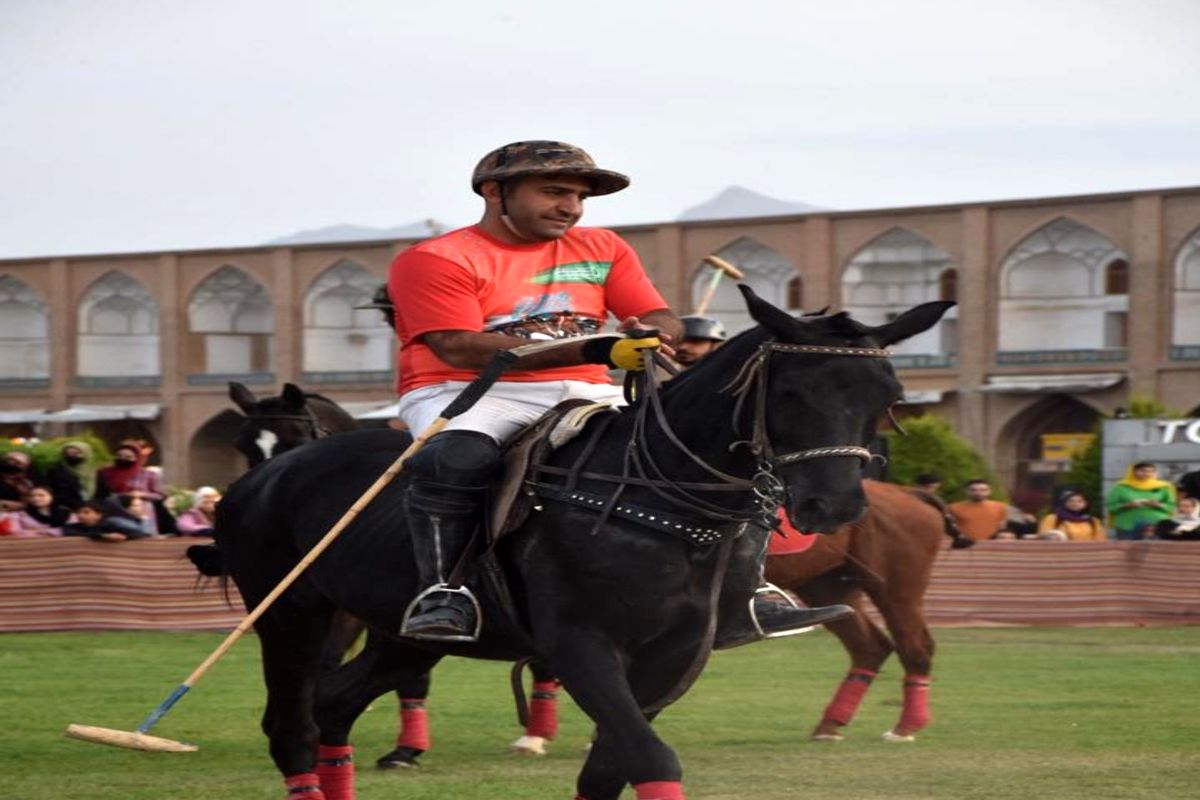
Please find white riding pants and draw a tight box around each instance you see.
[397,380,626,444]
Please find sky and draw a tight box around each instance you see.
[2,0,1199,259]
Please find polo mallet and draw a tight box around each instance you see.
[693,255,746,316]
[65,338,603,753]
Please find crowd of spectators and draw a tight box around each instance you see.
[0,440,221,543]
[926,461,1200,543]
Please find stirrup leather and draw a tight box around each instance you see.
[400,584,484,643]
[750,582,815,639]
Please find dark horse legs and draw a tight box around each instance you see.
[255,595,335,787]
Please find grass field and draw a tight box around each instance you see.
[2,627,1197,800]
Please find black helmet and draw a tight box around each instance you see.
[471,140,630,197]
[353,285,393,310]
[681,316,726,342]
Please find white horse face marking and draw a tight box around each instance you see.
[255,429,280,461]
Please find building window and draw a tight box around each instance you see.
[1174,230,1200,346]
[302,260,392,375]
[842,227,956,358]
[786,276,803,310]
[77,272,160,378]
[0,276,50,380]
[1105,260,1129,295]
[939,268,958,302]
[187,266,274,375]
[998,218,1128,354]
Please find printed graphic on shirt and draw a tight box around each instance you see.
[529,261,613,285]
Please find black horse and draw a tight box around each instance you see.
[228,381,360,468]
[213,287,950,799]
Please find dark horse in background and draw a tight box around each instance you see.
[211,288,950,799]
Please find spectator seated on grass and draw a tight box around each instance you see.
[1036,492,1106,541]
[10,486,72,537]
[1154,497,1200,541]
[176,487,220,537]
[62,500,151,542]
[1106,461,1175,541]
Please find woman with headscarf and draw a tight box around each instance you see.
[1037,491,1106,541]
[0,451,38,512]
[10,486,72,537]
[1154,496,1200,540]
[1105,461,1176,540]
[176,486,220,537]
[95,443,164,503]
[44,441,97,510]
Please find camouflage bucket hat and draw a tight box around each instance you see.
[471,140,630,197]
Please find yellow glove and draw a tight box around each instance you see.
[581,333,662,371]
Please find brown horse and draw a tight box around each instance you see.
[766,479,958,742]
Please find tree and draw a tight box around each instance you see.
[883,414,1004,502]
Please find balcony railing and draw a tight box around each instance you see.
[890,353,956,369]
[74,375,162,389]
[0,377,51,390]
[186,372,275,387]
[1170,345,1200,361]
[300,370,392,385]
[996,348,1127,365]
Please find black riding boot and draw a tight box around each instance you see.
[401,507,481,641]
[399,431,500,643]
[714,585,853,650]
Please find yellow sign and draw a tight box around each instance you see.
[1041,432,1095,462]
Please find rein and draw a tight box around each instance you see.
[532,339,892,539]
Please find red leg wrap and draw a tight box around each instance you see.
[821,667,878,726]
[898,674,932,731]
[284,772,325,799]
[527,680,560,740]
[634,781,685,800]
[316,745,354,800]
[397,698,431,751]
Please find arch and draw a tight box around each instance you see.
[0,275,50,382]
[841,227,956,359]
[997,218,1128,355]
[186,265,275,377]
[1172,228,1200,347]
[691,237,799,335]
[187,410,247,490]
[1104,259,1128,295]
[995,394,1101,507]
[302,260,392,377]
[785,276,803,310]
[77,271,161,380]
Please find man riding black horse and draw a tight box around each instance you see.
[386,140,850,643]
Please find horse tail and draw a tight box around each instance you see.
[185,543,237,603]
[907,488,975,550]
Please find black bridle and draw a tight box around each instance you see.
[532,340,893,536]
[244,407,330,445]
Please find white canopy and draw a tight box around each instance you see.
[980,373,1124,395]
[7,404,164,423]
[0,408,48,424]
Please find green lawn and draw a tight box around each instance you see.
[1,627,1197,799]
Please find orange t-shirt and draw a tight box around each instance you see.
[947,499,1009,541]
[389,225,668,395]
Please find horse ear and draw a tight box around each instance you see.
[228,382,258,414]
[282,383,308,408]
[739,284,803,338]
[870,301,956,347]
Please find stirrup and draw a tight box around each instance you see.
[750,582,814,639]
[400,584,483,643]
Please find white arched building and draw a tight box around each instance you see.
[302,260,392,380]
[0,275,50,385]
[998,218,1129,361]
[1172,229,1200,356]
[690,237,801,335]
[77,272,160,384]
